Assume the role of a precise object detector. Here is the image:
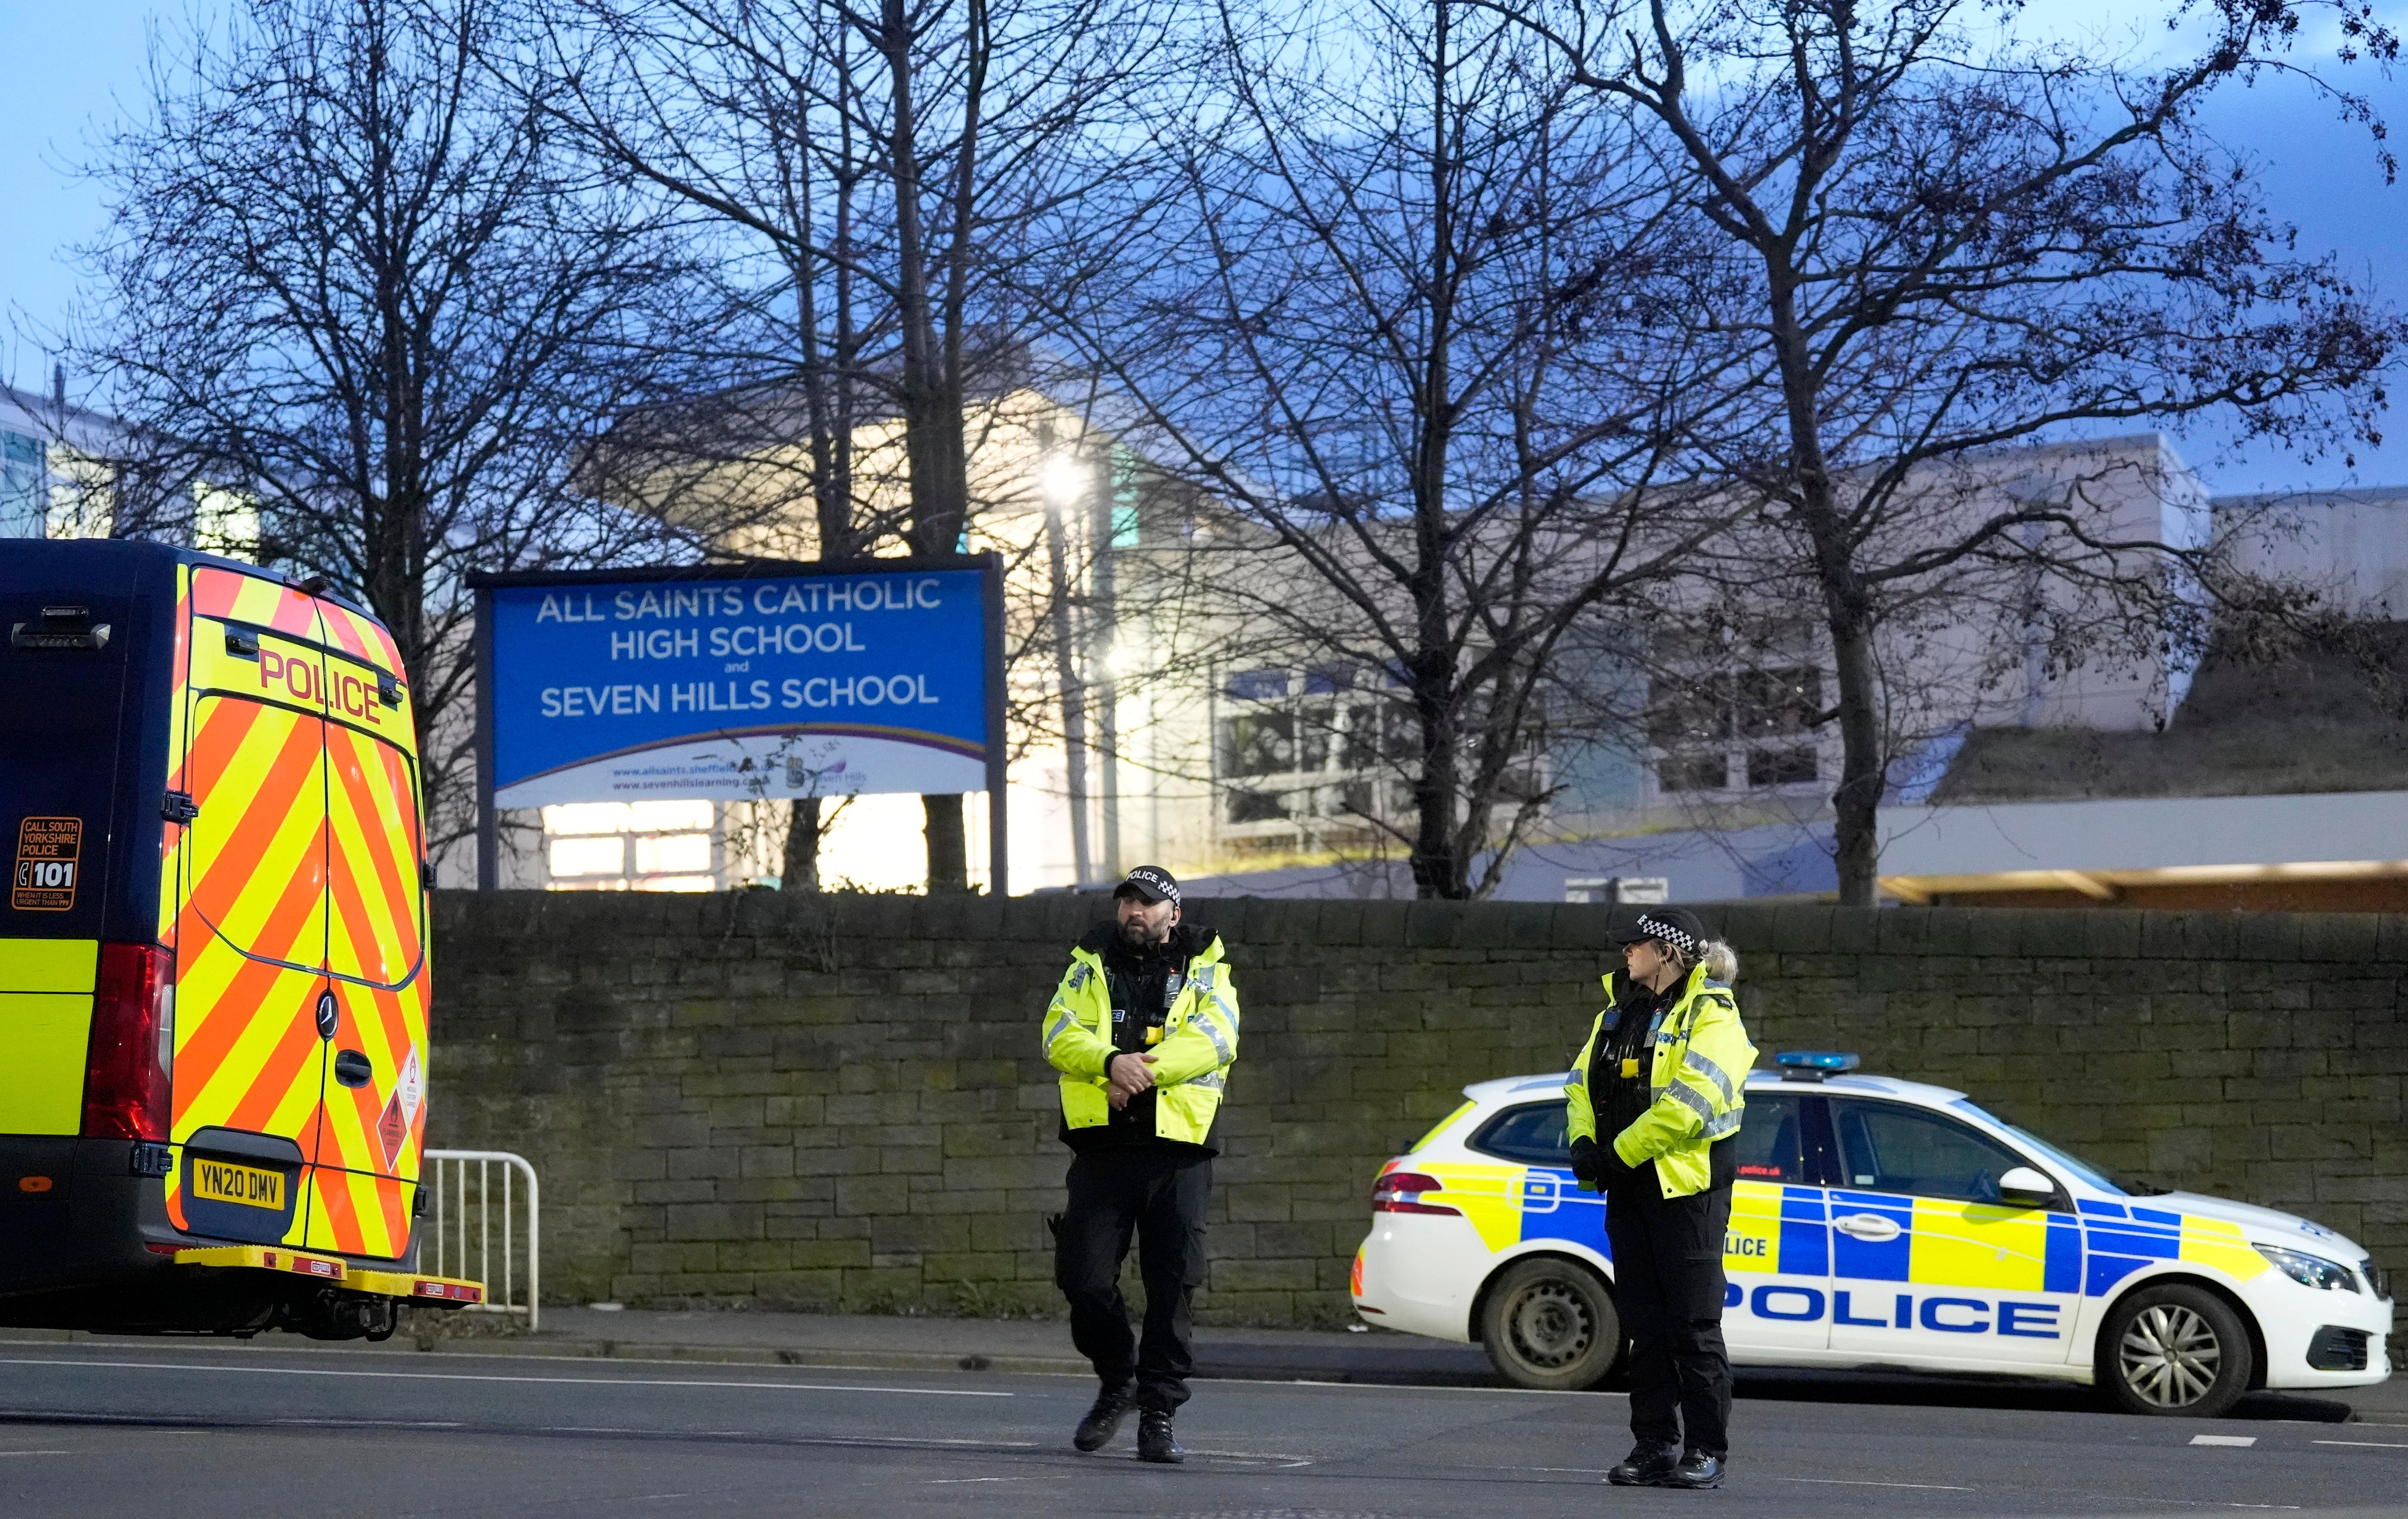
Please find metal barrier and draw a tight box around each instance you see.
[421,1150,541,1332]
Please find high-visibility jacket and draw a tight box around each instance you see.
[1565,961,1756,1199]
[1041,927,1239,1145]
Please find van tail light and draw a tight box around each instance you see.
[83,942,174,1142]
[1370,1169,1459,1216]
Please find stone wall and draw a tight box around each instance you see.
[426,893,2406,1329]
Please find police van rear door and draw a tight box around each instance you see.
[304,598,427,1260]
[169,565,330,1247]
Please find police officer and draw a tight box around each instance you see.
[1041,866,1240,1463]
[1566,908,1756,1490]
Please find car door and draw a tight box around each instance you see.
[1719,1090,1836,1355]
[1463,1100,1608,1259]
[1825,1097,2084,1368]
[305,601,428,1260]
[170,566,330,1248]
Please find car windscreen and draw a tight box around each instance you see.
[1947,1098,2129,1196]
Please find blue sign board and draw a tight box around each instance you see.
[477,562,1000,811]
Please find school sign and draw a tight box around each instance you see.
[471,558,1007,886]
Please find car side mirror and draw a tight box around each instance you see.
[1998,1166,2056,1208]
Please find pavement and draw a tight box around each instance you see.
[0,1337,2402,1516]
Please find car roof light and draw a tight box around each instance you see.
[1776,1050,1859,1082]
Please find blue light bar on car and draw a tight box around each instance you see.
[1776,1051,1859,1082]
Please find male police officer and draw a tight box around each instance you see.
[1041,866,1240,1463]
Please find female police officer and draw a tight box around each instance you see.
[1566,908,1756,1491]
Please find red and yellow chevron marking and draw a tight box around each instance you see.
[318,601,407,689]
[171,571,328,1246]
[166,565,429,1262]
[169,697,329,1240]
[303,1165,416,1259]
[191,566,320,639]
[326,725,424,989]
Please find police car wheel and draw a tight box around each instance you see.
[1478,1258,1621,1391]
[2098,1284,2255,1419]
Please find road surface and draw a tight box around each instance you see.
[0,1340,2398,1516]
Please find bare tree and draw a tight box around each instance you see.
[1043,0,1746,898]
[528,0,1185,891]
[1479,0,2404,903]
[71,0,694,864]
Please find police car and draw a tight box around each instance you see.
[1350,1053,2393,1416]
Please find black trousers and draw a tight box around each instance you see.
[1054,1148,1212,1412]
[1605,1173,1734,1458]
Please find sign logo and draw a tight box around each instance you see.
[11,817,81,911]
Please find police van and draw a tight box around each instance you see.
[0,540,479,1338]
[1352,1053,2393,1416]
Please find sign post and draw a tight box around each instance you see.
[470,556,1007,895]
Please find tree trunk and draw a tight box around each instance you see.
[783,796,823,892]
[1826,613,1884,906]
[1044,495,1091,885]
[878,0,972,892]
[1765,260,1884,907]
[923,794,968,892]
[1406,0,1461,900]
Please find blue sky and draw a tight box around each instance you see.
[4,1,2401,491]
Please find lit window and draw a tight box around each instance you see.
[0,431,44,539]
[544,803,633,835]
[549,836,625,877]
[634,875,714,892]
[629,800,713,832]
[635,833,711,875]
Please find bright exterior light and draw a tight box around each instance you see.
[1041,453,1088,505]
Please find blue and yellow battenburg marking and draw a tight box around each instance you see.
[1395,1165,2266,1319]
[2075,1198,2266,1293]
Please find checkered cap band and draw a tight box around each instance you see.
[1634,914,1697,956]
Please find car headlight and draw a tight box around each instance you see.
[2255,1243,2361,1292]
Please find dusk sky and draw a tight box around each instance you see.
[4,1,2402,494]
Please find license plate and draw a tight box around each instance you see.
[189,1159,285,1211]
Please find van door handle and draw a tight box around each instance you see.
[1834,1213,1902,1242]
[332,1050,373,1088]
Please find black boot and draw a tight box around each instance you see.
[1606,1443,1681,1486]
[1137,1409,1184,1464]
[1661,1450,1725,1489]
[1073,1385,1134,1452]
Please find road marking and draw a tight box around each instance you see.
[274,1418,465,1428]
[928,1478,1024,1485]
[2314,1439,2408,1449]
[0,1451,71,1458]
[1775,1477,1974,1491]
[0,1357,1011,1398]
[2191,1435,2257,1447]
